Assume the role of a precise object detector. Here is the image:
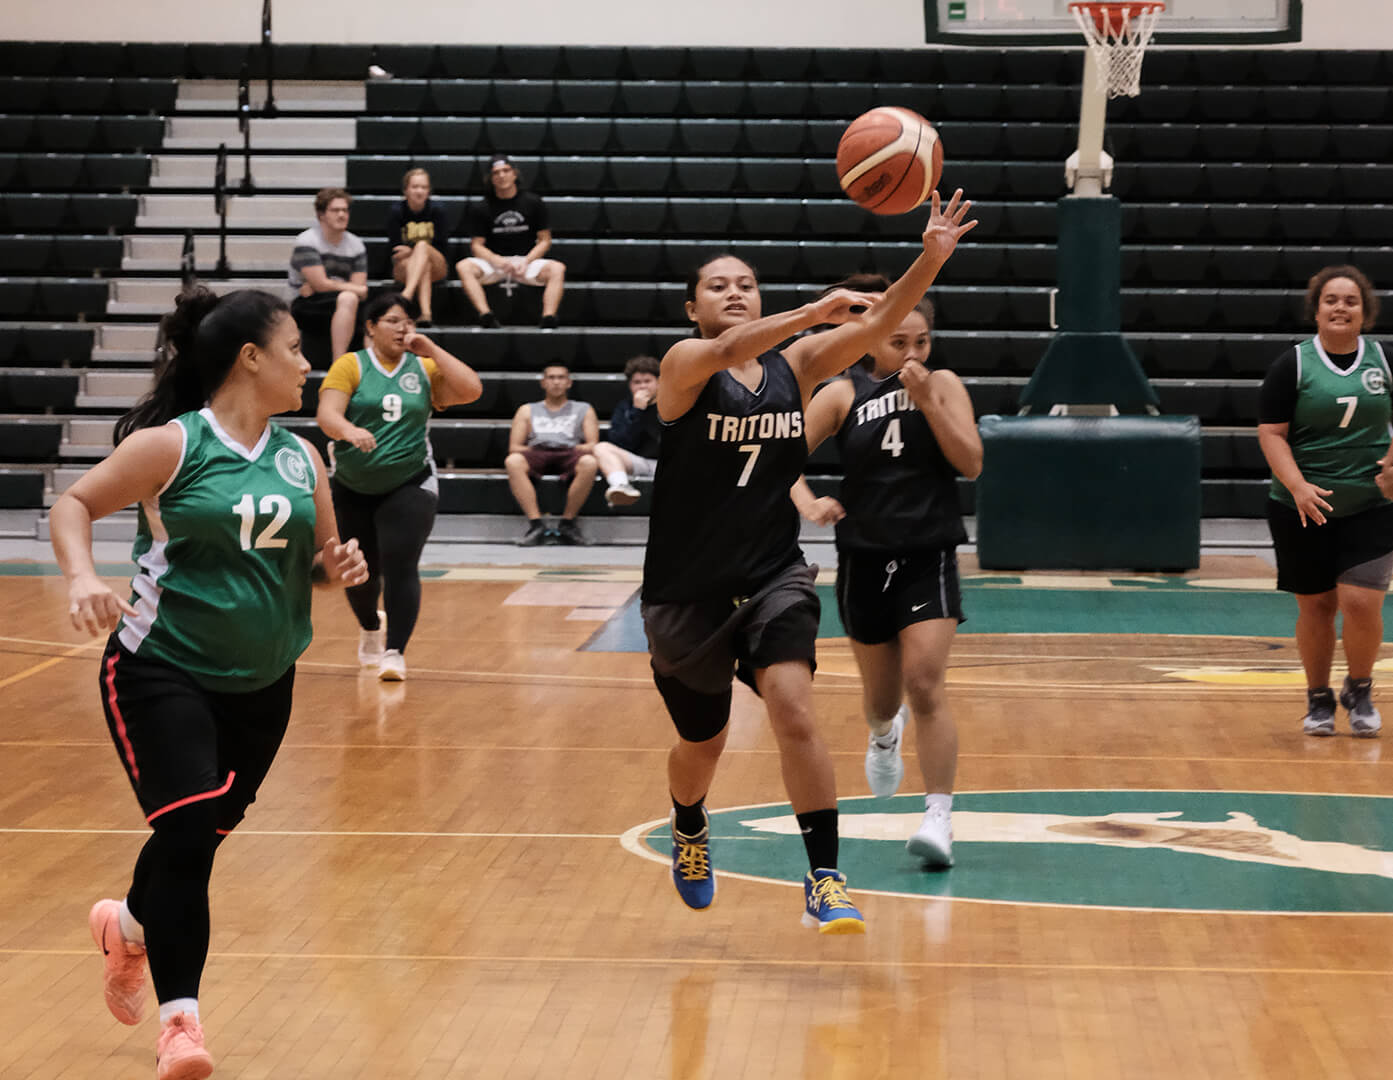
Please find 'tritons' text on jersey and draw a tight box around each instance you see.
[643,351,809,604]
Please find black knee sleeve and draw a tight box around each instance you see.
[653,668,732,743]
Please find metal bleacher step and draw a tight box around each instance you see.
[107,277,272,316]
[137,193,316,230]
[162,116,357,151]
[123,234,301,273]
[149,155,347,191]
[175,80,366,113]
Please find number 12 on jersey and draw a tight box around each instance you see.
[233,493,292,550]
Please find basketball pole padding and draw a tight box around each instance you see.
[974,42,1201,571]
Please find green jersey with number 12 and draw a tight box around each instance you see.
[118,408,317,691]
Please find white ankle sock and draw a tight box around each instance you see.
[118,898,145,946]
[160,998,199,1025]
[605,470,627,489]
[925,792,953,813]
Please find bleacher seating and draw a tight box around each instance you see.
[2,42,1392,524]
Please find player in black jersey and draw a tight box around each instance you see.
[793,279,981,869]
[642,189,976,933]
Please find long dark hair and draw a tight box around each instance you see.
[113,287,290,445]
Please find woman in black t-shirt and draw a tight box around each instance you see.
[385,168,451,326]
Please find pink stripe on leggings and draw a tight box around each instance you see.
[145,771,237,825]
[104,651,140,783]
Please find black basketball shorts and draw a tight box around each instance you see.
[835,547,965,646]
[641,560,820,696]
[1266,498,1393,595]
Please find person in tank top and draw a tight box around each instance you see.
[1258,264,1392,739]
[505,363,599,546]
[50,287,367,1079]
[792,279,981,871]
[316,291,483,682]
[642,189,977,934]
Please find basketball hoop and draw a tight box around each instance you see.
[1069,2,1165,99]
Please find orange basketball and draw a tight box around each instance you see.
[836,107,944,216]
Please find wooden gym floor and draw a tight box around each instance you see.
[2,552,1391,1079]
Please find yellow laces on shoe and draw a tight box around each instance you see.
[675,839,711,881]
[811,875,855,911]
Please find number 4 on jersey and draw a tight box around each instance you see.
[881,417,904,458]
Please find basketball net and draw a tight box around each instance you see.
[1069,3,1164,99]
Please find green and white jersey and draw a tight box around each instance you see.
[1269,336,1393,518]
[118,408,318,691]
[328,348,437,495]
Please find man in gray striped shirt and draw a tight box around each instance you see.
[289,187,369,364]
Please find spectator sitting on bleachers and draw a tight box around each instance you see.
[505,363,598,546]
[594,354,661,507]
[455,155,566,330]
[385,168,450,328]
[289,187,368,364]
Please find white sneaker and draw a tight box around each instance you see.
[605,483,641,507]
[907,803,954,868]
[358,610,386,667]
[378,649,406,682]
[864,705,906,798]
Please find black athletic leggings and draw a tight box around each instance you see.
[331,472,438,653]
[99,638,293,1002]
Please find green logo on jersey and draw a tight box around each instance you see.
[400,371,423,394]
[625,790,1393,913]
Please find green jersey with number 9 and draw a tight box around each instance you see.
[1269,336,1393,518]
[327,348,436,495]
[117,408,317,691]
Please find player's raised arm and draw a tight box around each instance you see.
[787,189,977,393]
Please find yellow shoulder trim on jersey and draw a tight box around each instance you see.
[320,351,363,397]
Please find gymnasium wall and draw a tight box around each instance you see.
[0,0,1384,50]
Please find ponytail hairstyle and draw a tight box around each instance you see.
[113,287,290,445]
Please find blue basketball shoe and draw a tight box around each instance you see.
[801,869,865,934]
[671,809,716,910]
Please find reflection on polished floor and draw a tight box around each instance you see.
[2,552,1390,1079]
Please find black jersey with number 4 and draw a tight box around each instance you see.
[833,365,967,552]
[642,350,808,603]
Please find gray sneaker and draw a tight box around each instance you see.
[517,520,547,547]
[555,518,586,546]
[1339,676,1382,737]
[1302,687,1336,736]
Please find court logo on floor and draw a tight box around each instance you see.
[625,790,1393,913]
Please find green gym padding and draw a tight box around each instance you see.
[976,414,1201,571]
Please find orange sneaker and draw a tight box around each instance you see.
[88,898,148,1025]
[156,1013,214,1080]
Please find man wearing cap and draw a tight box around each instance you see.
[455,155,567,329]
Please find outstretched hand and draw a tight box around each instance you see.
[319,536,369,587]
[810,288,881,327]
[921,188,978,262]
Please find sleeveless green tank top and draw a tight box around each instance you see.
[331,348,435,495]
[1269,337,1392,518]
[117,409,317,691]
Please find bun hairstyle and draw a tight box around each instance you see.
[114,287,290,444]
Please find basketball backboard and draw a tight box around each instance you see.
[923,0,1301,45]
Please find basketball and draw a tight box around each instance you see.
[836,107,944,216]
